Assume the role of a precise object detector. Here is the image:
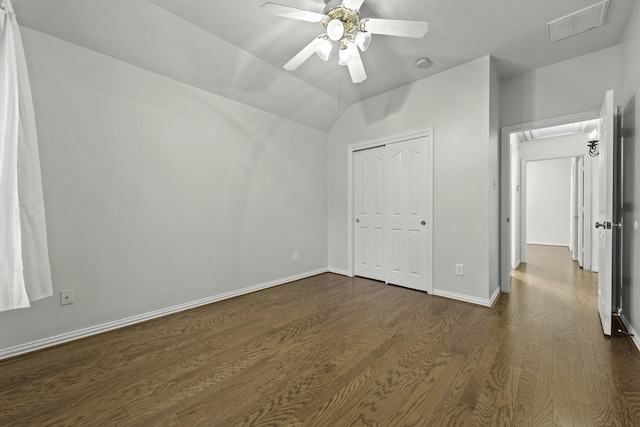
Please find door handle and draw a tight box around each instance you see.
[595,221,611,229]
[421,221,426,226]
[355,218,360,223]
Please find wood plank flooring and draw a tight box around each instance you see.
[2,244,640,426]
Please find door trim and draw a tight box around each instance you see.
[347,127,434,294]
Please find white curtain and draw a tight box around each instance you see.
[0,0,52,311]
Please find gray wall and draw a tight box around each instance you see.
[501,45,621,128]
[328,56,498,303]
[621,1,640,341]
[526,158,572,246]
[0,29,328,351]
[489,58,501,295]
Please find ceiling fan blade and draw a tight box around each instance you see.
[284,36,324,71]
[361,18,428,38]
[260,2,327,23]
[343,0,365,11]
[347,49,367,83]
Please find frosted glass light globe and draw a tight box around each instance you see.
[315,38,332,61]
[327,19,345,41]
[339,46,352,65]
[355,31,371,51]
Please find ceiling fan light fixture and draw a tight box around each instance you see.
[315,37,333,61]
[354,31,371,51]
[327,18,345,41]
[261,1,429,84]
[339,45,352,65]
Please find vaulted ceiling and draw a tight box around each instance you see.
[11,0,637,131]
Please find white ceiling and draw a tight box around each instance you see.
[11,0,637,131]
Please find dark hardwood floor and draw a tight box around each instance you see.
[1,245,640,426]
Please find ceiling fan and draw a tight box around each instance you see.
[260,0,429,84]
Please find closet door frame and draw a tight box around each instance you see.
[347,127,434,294]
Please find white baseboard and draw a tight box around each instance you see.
[527,242,570,247]
[489,287,502,307]
[327,267,350,276]
[0,268,328,361]
[432,288,499,307]
[619,313,640,353]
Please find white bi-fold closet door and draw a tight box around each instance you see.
[354,135,432,292]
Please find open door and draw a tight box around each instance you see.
[596,89,616,336]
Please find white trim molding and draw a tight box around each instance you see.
[619,314,640,353]
[433,287,501,308]
[327,267,350,276]
[0,268,328,361]
[489,287,502,307]
[526,242,571,247]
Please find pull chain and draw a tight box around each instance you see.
[338,61,341,110]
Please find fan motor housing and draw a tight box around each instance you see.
[322,0,345,14]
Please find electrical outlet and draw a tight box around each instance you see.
[455,264,464,276]
[293,251,299,262]
[60,289,74,306]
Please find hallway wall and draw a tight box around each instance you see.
[526,158,572,246]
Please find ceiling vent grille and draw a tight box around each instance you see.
[548,0,609,43]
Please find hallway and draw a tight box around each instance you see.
[509,244,640,425]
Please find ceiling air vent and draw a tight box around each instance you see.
[548,0,609,43]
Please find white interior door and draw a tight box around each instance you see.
[354,147,386,281]
[384,137,430,291]
[597,89,615,336]
[352,133,433,292]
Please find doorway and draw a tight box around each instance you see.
[347,128,434,293]
[501,90,620,338]
[500,110,601,293]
